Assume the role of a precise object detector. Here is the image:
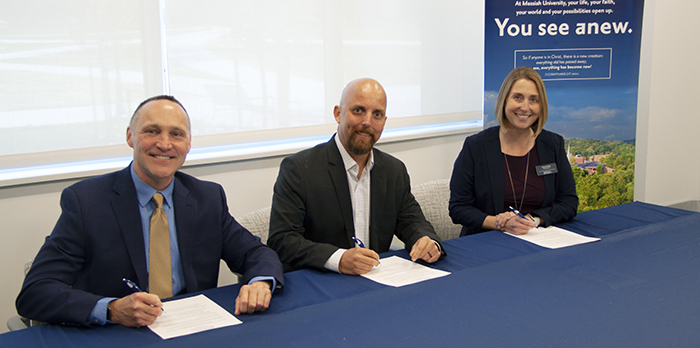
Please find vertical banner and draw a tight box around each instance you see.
[484,0,644,212]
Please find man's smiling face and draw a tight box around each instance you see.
[127,99,191,190]
[334,79,387,159]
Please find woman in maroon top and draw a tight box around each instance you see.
[449,67,578,236]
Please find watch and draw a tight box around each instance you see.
[106,301,113,322]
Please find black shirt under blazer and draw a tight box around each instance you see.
[449,126,578,236]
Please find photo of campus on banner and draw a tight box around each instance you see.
[484,0,644,212]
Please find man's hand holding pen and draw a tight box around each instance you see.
[338,237,380,275]
[339,247,380,275]
[108,292,163,327]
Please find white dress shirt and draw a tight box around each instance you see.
[324,135,374,272]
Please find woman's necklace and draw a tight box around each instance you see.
[504,150,530,211]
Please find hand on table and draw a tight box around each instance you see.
[409,236,441,263]
[339,247,380,275]
[235,280,272,315]
[109,292,163,327]
[496,211,537,235]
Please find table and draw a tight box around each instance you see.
[3,202,699,347]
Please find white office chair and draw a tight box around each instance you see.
[232,180,461,251]
[390,179,462,251]
[411,178,462,241]
[237,206,272,244]
[218,206,273,287]
[7,258,36,331]
[6,315,30,331]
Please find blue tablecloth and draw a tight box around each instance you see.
[2,202,698,347]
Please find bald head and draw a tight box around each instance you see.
[339,78,387,110]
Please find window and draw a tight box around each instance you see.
[0,0,484,186]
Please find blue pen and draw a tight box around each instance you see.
[352,237,380,265]
[123,278,164,311]
[122,278,143,292]
[509,206,537,227]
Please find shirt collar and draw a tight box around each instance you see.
[333,133,374,173]
[130,163,175,208]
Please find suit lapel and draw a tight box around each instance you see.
[369,152,386,252]
[487,129,505,213]
[172,176,197,293]
[111,167,149,289]
[327,138,356,245]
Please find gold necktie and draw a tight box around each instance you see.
[149,193,172,298]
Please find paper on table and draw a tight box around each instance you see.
[148,294,242,340]
[361,255,450,287]
[508,225,600,249]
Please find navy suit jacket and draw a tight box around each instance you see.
[16,165,283,326]
[449,127,578,236]
[267,136,445,272]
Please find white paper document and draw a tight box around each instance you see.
[508,225,600,249]
[361,255,451,287]
[148,294,242,340]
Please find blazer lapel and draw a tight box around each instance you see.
[369,153,386,252]
[486,129,505,213]
[111,167,149,289]
[172,177,198,293]
[326,138,356,246]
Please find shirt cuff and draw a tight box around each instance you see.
[324,248,347,273]
[248,276,277,292]
[89,297,118,326]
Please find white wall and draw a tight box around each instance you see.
[634,0,700,206]
[2,0,699,333]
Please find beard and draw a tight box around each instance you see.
[346,128,377,156]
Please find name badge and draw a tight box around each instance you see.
[536,163,558,176]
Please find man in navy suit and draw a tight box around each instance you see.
[268,78,445,274]
[16,96,284,327]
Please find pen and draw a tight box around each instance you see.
[123,278,164,311]
[509,206,537,227]
[351,237,380,265]
[352,237,366,248]
[122,278,143,292]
